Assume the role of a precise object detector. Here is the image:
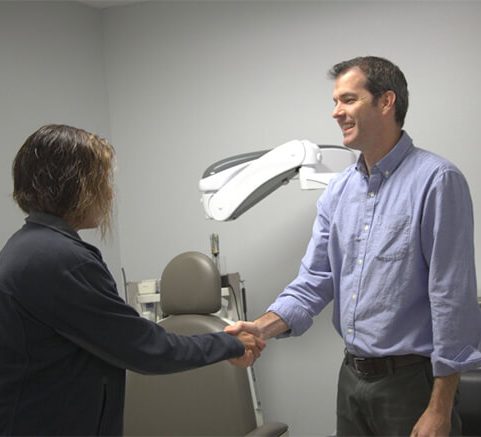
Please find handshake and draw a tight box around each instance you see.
[223,313,288,367]
[224,320,265,368]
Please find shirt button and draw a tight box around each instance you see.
[364,224,369,231]
[384,170,390,177]
[368,192,375,198]
[347,328,353,334]
[352,294,357,300]
[357,259,363,265]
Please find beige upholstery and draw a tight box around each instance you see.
[123,251,288,436]
[160,251,221,315]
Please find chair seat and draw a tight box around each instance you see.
[124,315,258,436]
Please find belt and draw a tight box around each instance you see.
[344,351,430,378]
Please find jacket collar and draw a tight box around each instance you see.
[26,212,81,240]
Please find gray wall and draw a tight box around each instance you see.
[1,1,481,435]
[0,1,122,286]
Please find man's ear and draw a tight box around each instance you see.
[380,90,396,116]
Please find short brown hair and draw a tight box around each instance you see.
[329,56,409,127]
[13,124,115,237]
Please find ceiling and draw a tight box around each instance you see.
[76,0,149,9]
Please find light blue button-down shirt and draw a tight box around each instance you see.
[268,131,481,376]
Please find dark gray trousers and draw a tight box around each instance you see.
[336,358,462,436]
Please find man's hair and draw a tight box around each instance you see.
[328,56,409,127]
[13,124,115,237]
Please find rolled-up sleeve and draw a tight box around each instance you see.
[421,168,481,376]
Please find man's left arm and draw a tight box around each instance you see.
[411,373,459,437]
[421,168,481,376]
[416,167,481,435]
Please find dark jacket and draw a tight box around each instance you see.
[0,213,244,436]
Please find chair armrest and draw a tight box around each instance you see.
[245,422,289,437]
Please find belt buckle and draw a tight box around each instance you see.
[353,356,370,376]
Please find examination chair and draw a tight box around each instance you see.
[123,251,288,437]
[458,367,481,436]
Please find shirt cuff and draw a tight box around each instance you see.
[432,345,481,376]
[266,298,313,338]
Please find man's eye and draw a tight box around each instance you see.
[333,97,357,107]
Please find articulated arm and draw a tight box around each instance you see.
[199,139,356,221]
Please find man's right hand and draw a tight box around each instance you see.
[225,321,262,338]
[225,312,289,341]
[228,331,265,367]
[225,312,290,368]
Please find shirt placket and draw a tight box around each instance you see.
[345,170,383,348]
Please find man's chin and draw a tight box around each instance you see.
[342,137,360,151]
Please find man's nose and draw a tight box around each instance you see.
[332,103,344,119]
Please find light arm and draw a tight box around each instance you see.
[199,139,356,221]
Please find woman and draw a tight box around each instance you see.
[0,124,263,436]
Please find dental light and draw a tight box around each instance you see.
[199,139,356,221]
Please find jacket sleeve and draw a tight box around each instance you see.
[21,257,245,375]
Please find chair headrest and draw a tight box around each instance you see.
[160,251,221,315]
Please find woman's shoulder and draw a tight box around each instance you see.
[7,221,100,274]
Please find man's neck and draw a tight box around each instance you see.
[362,128,402,174]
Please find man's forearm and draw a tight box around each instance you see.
[224,311,289,341]
[428,373,460,414]
[409,372,459,436]
[253,311,289,339]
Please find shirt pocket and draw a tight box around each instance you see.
[372,214,411,261]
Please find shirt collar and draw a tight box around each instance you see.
[26,212,81,240]
[355,131,414,179]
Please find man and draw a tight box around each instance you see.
[226,56,481,436]
[0,124,264,436]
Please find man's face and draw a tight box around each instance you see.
[332,67,384,151]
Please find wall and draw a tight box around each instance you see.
[103,1,481,434]
[1,1,481,435]
[0,1,122,286]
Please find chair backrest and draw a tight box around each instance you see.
[123,252,258,436]
[458,368,481,436]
